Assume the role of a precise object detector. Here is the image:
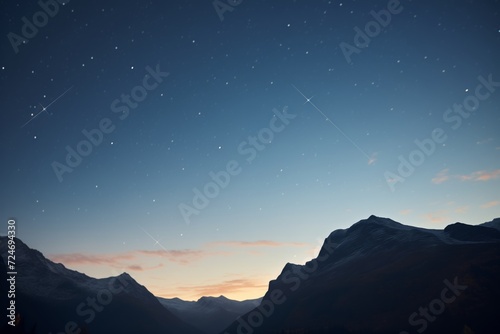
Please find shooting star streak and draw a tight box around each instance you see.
[21,86,74,128]
[21,109,45,128]
[138,225,168,252]
[292,84,374,163]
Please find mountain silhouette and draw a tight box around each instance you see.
[0,236,202,334]
[2,216,499,334]
[221,215,500,334]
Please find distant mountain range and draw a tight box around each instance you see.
[1,215,499,334]
[158,295,261,334]
[221,215,500,334]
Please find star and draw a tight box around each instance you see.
[38,103,50,116]
[304,95,314,105]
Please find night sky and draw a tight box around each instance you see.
[1,0,499,301]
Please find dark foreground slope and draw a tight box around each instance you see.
[221,216,500,334]
[0,237,202,334]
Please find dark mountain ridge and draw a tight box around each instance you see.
[221,215,500,334]
[0,236,202,334]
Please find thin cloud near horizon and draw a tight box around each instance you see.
[205,240,309,248]
[48,239,308,271]
[166,278,268,300]
[481,200,500,209]
[432,168,500,184]
[48,248,214,269]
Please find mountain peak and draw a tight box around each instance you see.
[356,215,405,227]
[197,295,229,303]
[118,272,132,280]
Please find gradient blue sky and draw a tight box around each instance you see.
[1,0,499,300]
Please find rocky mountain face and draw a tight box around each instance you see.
[221,216,500,334]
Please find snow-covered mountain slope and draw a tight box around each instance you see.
[222,215,500,334]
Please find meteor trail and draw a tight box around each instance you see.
[138,225,168,251]
[292,84,373,162]
[21,86,74,128]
